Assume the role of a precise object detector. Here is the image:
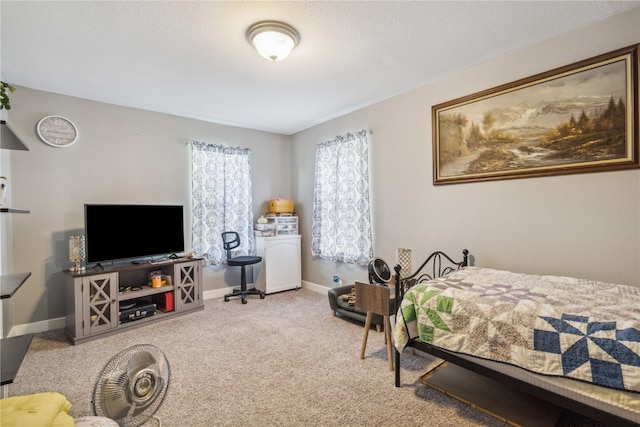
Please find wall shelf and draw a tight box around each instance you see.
[0,120,32,398]
[1,120,29,151]
[1,333,34,397]
[0,272,32,299]
[0,208,30,214]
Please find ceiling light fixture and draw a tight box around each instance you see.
[246,21,299,62]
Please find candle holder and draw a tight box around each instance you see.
[396,248,412,278]
[69,235,86,272]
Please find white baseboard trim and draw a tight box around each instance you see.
[204,281,330,300]
[12,281,333,335]
[203,287,235,300]
[11,316,66,337]
[302,280,330,294]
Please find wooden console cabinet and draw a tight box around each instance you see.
[64,258,203,344]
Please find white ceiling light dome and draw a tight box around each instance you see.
[247,21,300,62]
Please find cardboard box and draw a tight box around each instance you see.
[269,199,294,213]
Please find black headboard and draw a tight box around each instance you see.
[394,249,469,302]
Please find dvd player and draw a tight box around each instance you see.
[119,301,156,323]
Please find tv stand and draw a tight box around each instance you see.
[64,257,203,345]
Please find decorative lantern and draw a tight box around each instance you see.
[396,248,412,278]
[69,235,86,272]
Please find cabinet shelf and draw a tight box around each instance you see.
[118,310,174,328]
[118,284,175,302]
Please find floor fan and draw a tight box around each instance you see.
[368,257,391,285]
[92,344,171,427]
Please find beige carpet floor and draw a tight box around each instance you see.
[420,362,564,427]
[8,288,607,426]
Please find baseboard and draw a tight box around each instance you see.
[302,280,330,295]
[204,281,330,300]
[10,316,66,337]
[12,281,333,334]
[203,287,234,300]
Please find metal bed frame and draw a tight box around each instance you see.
[393,250,638,427]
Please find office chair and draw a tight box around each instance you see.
[221,231,265,304]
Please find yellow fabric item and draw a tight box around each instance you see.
[0,392,74,427]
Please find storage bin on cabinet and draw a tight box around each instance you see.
[265,215,298,235]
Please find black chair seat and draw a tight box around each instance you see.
[227,256,262,267]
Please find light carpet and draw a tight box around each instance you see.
[8,289,606,426]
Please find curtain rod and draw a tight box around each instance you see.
[186,129,373,146]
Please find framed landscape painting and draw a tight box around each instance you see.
[432,44,639,184]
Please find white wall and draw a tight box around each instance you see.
[4,87,290,327]
[291,8,640,289]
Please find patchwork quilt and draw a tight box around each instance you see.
[393,267,640,392]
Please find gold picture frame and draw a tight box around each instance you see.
[433,45,639,184]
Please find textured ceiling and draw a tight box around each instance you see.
[1,1,638,135]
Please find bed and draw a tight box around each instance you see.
[392,250,640,427]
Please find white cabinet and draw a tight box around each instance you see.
[255,235,301,294]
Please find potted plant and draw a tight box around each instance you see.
[0,81,16,110]
[1,82,15,205]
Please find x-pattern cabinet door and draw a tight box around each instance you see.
[174,261,201,312]
[82,272,118,336]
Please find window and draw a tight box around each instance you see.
[190,141,256,265]
[311,129,373,265]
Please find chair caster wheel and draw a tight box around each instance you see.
[260,294,265,299]
[224,296,229,302]
[242,298,247,304]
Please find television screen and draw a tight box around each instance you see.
[85,204,185,264]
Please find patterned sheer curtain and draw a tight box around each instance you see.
[311,129,373,265]
[190,140,256,265]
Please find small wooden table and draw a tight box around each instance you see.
[355,282,395,371]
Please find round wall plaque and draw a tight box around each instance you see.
[37,115,78,147]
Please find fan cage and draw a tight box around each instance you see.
[368,257,391,284]
[92,344,170,427]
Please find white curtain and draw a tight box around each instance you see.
[190,141,255,265]
[311,129,373,265]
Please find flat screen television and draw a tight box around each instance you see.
[85,204,185,264]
